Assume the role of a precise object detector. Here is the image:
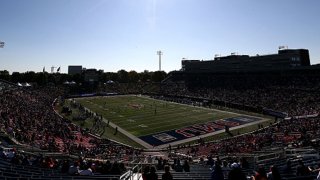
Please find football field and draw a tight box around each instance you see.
[75,95,266,147]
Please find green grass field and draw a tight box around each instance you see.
[74,95,245,137]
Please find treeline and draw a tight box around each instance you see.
[0,69,167,86]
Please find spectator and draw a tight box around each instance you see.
[211,161,224,180]
[162,165,173,180]
[182,159,190,172]
[156,157,164,170]
[252,167,267,180]
[68,161,80,175]
[267,166,281,180]
[174,160,183,172]
[228,166,247,180]
[281,160,294,175]
[79,166,93,176]
[61,160,70,173]
[110,161,122,175]
[296,160,310,176]
[147,166,158,180]
[142,165,150,180]
[221,160,231,179]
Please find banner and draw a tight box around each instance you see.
[263,108,287,118]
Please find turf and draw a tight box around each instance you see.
[74,95,241,137]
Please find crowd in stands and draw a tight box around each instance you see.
[102,82,151,95]
[0,87,72,151]
[157,73,320,179]
[173,116,320,158]
[159,81,320,117]
[0,85,137,161]
[0,148,127,176]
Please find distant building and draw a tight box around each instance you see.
[84,69,99,82]
[68,66,83,75]
[181,49,310,73]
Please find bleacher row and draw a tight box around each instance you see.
[155,165,211,180]
[257,149,318,179]
[0,157,122,180]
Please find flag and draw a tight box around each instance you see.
[0,41,4,48]
[57,67,60,72]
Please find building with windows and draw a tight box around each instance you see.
[181,49,310,73]
[68,65,83,75]
[84,68,100,82]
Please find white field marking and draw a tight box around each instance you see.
[192,110,201,112]
[138,124,148,128]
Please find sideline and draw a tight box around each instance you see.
[80,106,153,149]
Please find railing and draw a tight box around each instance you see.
[253,150,285,169]
[120,163,143,180]
[285,147,319,159]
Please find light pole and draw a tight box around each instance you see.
[157,50,163,71]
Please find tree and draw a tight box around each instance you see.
[117,69,128,83]
[128,70,139,83]
[104,72,118,82]
[24,71,36,82]
[11,72,22,83]
[151,71,167,82]
[0,70,10,81]
[140,70,152,82]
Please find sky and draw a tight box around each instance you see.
[0,0,320,74]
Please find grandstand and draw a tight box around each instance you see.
[1,63,320,180]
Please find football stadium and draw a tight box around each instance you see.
[1,1,320,180]
[2,47,320,179]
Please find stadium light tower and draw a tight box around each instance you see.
[157,50,163,71]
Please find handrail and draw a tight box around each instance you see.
[120,163,143,180]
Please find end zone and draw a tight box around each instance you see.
[139,116,266,148]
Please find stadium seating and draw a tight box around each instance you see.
[1,76,320,179]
